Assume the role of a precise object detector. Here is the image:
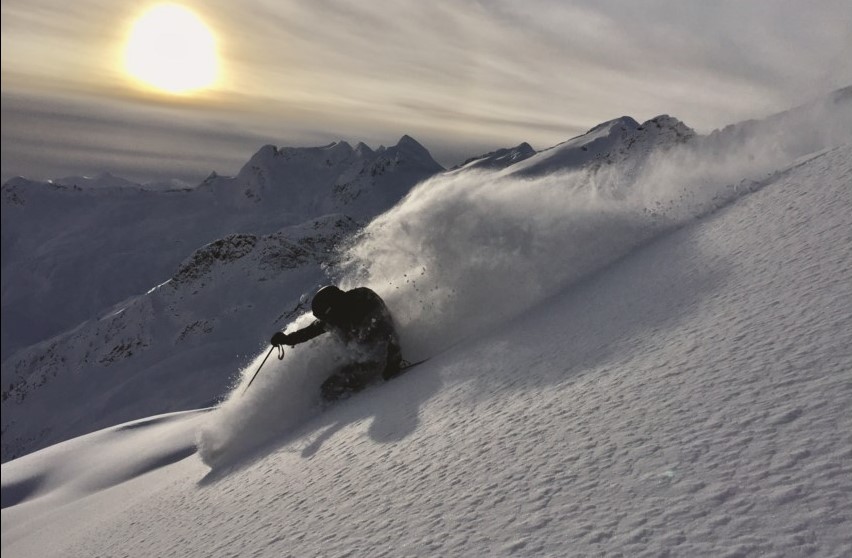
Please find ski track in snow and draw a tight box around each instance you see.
[4,144,848,557]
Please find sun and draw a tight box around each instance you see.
[124,4,218,95]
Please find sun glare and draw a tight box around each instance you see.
[124,4,218,95]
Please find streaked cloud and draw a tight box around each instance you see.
[2,0,850,182]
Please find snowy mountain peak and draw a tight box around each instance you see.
[239,144,282,173]
[587,115,640,134]
[354,141,374,156]
[213,135,442,213]
[397,134,421,148]
[235,135,441,182]
[638,114,695,141]
[390,135,443,168]
[503,113,692,178]
[239,140,357,174]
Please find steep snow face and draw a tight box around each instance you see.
[1,215,359,462]
[0,137,442,359]
[503,115,695,180]
[3,143,850,558]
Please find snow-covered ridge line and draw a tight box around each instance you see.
[498,114,695,179]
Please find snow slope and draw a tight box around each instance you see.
[1,215,358,461]
[503,115,694,179]
[3,141,851,555]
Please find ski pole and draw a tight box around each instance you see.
[242,344,284,396]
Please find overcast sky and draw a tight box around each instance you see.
[2,0,851,183]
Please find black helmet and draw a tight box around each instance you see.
[311,285,344,319]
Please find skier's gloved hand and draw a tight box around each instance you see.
[270,332,289,347]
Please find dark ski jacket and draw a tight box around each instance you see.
[279,287,402,372]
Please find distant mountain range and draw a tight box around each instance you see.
[1,135,443,360]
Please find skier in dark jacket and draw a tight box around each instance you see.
[271,285,403,401]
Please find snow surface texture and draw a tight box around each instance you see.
[3,140,850,557]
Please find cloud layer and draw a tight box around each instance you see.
[2,0,851,182]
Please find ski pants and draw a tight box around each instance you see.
[320,340,402,401]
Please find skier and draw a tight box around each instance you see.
[270,285,403,401]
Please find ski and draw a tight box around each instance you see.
[385,357,429,381]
